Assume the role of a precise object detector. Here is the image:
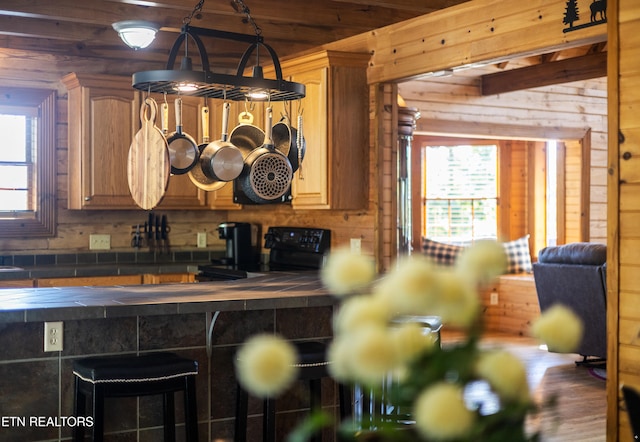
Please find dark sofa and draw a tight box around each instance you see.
[532,242,607,363]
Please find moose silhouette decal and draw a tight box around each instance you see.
[590,0,606,22]
[564,0,607,33]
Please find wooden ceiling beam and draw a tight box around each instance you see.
[329,0,468,14]
[481,51,607,96]
[541,51,561,63]
[0,0,430,72]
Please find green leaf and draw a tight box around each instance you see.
[286,411,333,442]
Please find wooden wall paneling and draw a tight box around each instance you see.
[497,140,512,241]
[527,141,547,256]
[410,125,423,254]
[507,141,528,240]
[555,142,566,245]
[608,0,622,437]
[480,275,539,336]
[372,83,392,269]
[615,0,640,434]
[564,138,586,243]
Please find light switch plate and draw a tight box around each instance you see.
[197,232,207,248]
[350,238,362,254]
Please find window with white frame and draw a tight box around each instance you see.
[0,113,36,211]
[0,88,56,237]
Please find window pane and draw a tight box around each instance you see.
[0,189,28,211]
[0,165,28,189]
[425,144,498,243]
[0,115,27,162]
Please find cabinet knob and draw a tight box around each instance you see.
[84,196,92,201]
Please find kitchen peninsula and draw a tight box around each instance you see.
[0,273,338,441]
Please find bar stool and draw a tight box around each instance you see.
[72,352,199,442]
[235,341,351,442]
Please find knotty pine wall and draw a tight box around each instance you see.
[398,73,608,245]
[609,0,640,439]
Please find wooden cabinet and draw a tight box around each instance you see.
[265,51,370,209]
[62,73,239,210]
[63,73,141,209]
[35,273,196,287]
[36,275,143,287]
[142,273,196,284]
[0,279,34,289]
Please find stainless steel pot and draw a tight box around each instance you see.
[199,102,244,182]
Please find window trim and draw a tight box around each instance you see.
[0,87,56,237]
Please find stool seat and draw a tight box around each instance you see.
[73,352,198,384]
[235,340,350,442]
[73,352,199,442]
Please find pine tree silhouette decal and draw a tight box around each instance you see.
[563,0,606,33]
[564,0,580,30]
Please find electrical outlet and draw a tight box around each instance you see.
[350,238,362,254]
[89,234,111,250]
[44,321,63,352]
[490,291,499,305]
[197,232,207,248]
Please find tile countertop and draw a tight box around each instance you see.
[0,262,204,281]
[0,272,335,323]
[0,250,226,281]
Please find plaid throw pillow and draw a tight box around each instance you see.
[421,238,463,266]
[502,235,532,273]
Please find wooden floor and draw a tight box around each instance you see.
[441,330,607,441]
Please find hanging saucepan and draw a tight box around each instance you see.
[238,106,293,204]
[272,113,306,173]
[166,97,199,175]
[199,101,244,182]
[229,108,264,158]
[188,101,227,191]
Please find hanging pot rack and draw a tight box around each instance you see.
[131,2,305,102]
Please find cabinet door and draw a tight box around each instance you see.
[142,273,196,284]
[36,275,142,287]
[291,67,329,208]
[64,74,141,209]
[0,280,34,289]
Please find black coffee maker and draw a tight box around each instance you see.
[217,222,256,270]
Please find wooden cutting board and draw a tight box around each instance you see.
[127,98,170,210]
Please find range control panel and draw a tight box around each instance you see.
[264,227,331,254]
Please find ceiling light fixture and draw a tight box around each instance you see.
[126,0,305,102]
[112,20,159,50]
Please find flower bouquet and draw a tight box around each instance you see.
[235,240,583,441]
